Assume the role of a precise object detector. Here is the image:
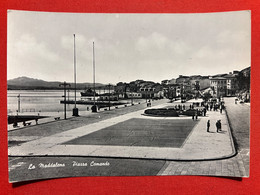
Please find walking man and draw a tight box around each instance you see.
[203,108,207,116]
[207,120,210,132]
[219,120,222,131]
[216,120,219,132]
[195,111,198,120]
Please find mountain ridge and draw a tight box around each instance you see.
[7,76,107,90]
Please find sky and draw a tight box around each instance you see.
[7,10,251,84]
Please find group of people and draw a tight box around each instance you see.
[207,119,222,133]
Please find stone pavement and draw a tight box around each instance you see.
[158,97,250,177]
[158,150,248,177]
[8,100,235,161]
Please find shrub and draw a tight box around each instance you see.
[144,109,179,117]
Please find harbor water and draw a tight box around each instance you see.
[7,89,143,115]
[7,89,113,114]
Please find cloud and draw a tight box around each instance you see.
[7,34,68,81]
[14,34,60,62]
[61,34,87,50]
[135,32,190,59]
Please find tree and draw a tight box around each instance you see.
[203,92,212,101]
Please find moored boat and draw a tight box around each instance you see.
[80,88,98,97]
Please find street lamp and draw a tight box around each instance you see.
[72,34,79,116]
[17,94,20,113]
[108,84,111,110]
[59,81,71,119]
[92,41,97,112]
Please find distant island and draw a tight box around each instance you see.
[7,76,106,90]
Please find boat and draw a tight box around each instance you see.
[80,88,98,97]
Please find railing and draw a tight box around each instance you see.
[21,108,36,112]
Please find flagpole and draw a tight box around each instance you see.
[93,41,96,106]
[72,34,79,116]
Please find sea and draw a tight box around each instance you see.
[7,89,114,114]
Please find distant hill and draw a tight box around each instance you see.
[7,76,106,90]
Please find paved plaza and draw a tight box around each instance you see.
[8,97,250,182]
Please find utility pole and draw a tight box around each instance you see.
[93,42,96,105]
[92,41,97,112]
[131,87,133,105]
[17,94,20,113]
[108,84,111,110]
[73,34,79,116]
[60,82,71,119]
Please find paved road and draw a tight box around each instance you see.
[224,97,250,151]
[8,99,168,146]
[160,97,250,177]
[224,97,250,175]
[8,97,250,182]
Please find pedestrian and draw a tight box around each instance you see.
[216,120,219,132]
[203,108,207,116]
[207,120,210,132]
[219,120,222,131]
[192,114,194,121]
[220,106,223,114]
[195,112,198,120]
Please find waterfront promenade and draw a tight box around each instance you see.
[8,97,250,182]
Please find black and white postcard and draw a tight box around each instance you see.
[7,10,250,182]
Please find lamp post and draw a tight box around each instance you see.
[131,88,133,105]
[17,94,20,113]
[92,41,97,112]
[72,34,79,116]
[108,84,112,110]
[60,82,71,119]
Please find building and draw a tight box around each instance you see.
[224,73,238,96]
[241,67,251,77]
[125,92,142,99]
[210,77,227,97]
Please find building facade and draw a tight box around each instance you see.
[210,77,227,97]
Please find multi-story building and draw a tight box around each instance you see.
[210,77,227,97]
[224,73,238,96]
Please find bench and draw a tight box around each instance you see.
[22,121,32,126]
